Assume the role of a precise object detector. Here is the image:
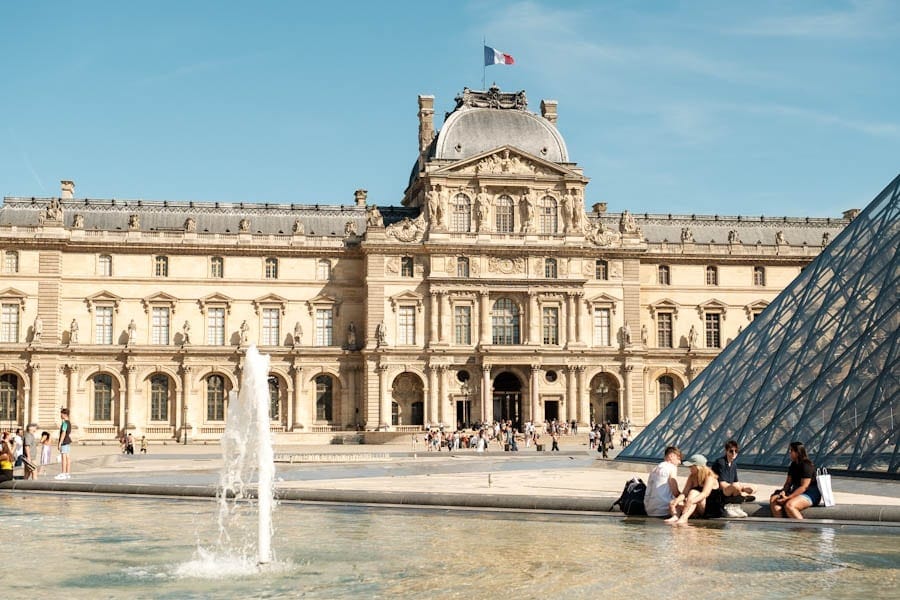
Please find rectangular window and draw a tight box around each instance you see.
[457,258,469,278]
[400,257,414,277]
[152,307,170,345]
[95,306,113,344]
[4,251,19,274]
[398,306,416,345]
[595,260,608,280]
[0,304,19,343]
[658,265,671,285]
[262,308,280,346]
[207,308,225,345]
[454,305,471,345]
[265,257,279,279]
[706,266,718,286]
[211,257,224,278]
[753,266,766,287]
[317,260,331,281]
[705,313,721,348]
[155,256,168,277]
[99,255,112,277]
[542,307,559,345]
[593,308,611,346]
[315,308,333,346]
[657,312,673,348]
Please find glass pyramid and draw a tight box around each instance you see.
[619,174,900,476]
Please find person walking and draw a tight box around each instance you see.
[55,408,73,480]
[39,431,52,477]
[22,423,38,480]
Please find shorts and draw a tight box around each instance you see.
[800,487,822,506]
[59,444,71,455]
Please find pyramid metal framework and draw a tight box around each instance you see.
[620,174,900,476]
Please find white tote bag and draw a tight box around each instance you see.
[816,468,836,507]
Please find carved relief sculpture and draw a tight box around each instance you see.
[488,256,525,274]
[184,217,196,233]
[822,232,830,247]
[728,229,740,244]
[72,214,84,229]
[345,220,359,237]
[681,227,694,243]
[585,220,621,247]
[293,218,305,234]
[619,210,639,235]
[239,218,250,232]
[128,214,140,230]
[385,214,426,243]
[775,230,786,246]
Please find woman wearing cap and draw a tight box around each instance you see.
[665,453,719,525]
[769,441,821,519]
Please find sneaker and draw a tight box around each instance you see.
[53,473,66,480]
[724,504,748,518]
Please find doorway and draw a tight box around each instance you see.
[492,371,522,429]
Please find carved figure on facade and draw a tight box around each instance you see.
[347,321,357,349]
[44,198,64,222]
[344,220,359,237]
[385,214,426,243]
[474,188,489,232]
[426,187,443,228]
[488,256,525,274]
[689,325,699,351]
[72,214,84,229]
[822,232,830,247]
[641,324,648,346]
[240,320,250,345]
[680,227,694,243]
[128,214,140,230]
[127,319,137,346]
[68,319,79,344]
[585,220,621,247]
[455,85,527,111]
[520,190,535,232]
[621,321,632,347]
[184,217,196,233]
[567,189,584,232]
[238,218,250,233]
[728,229,740,244]
[775,230,786,246]
[375,321,387,347]
[181,321,191,345]
[32,316,42,344]
[619,210,640,235]
[293,322,303,347]
[292,218,305,234]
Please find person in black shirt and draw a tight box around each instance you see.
[711,440,757,501]
[769,441,822,519]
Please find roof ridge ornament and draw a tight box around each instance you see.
[455,85,527,111]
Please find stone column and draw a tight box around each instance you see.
[291,363,303,430]
[565,366,576,423]
[530,364,541,424]
[65,364,76,415]
[528,292,539,344]
[566,294,576,348]
[378,365,390,429]
[125,364,136,431]
[345,366,356,429]
[426,364,438,425]
[27,362,39,425]
[481,364,491,423]
[429,291,439,345]
[179,365,192,441]
[576,366,588,426]
[479,290,491,346]
[437,365,447,426]
[440,293,451,343]
[623,365,633,422]
[574,293,584,345]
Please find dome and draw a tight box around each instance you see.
[430,87,569,163]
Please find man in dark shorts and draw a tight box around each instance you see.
[711,440,757,517]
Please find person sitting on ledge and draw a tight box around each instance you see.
[770,441,821,519]
[666,454,718,525]
[710,440,757,518]
[644,445,683,518]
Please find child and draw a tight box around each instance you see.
[39,431,52,477]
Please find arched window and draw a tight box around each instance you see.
[150,375,169,421]
[492,298,520,345]
[315,375,333,421]
[495,195,514,233]
[207,374,226,421]
[456,257,469,278]
[0,373,17,422]
[538,196,558,234]
[544,258,557,278]
[268,376,280,421]
[451,193,472,232]
[706,266,718,286]
[659,376,675,411]
[93,374,113,421]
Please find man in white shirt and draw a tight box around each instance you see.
[644,446,683,517]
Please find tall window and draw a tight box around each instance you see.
[154,255,168,277]
[657,312,673,348]
[658,265,671,285]
[95,306,113,344]
[706,266,718,286]
[454,305,471,345]
[265,257,279,279]
[99,254,112,276]
[538,196,558,234]
[317,259,331,281]
[315,375,333,421]
[93,374,113,421]
[495,195,514,233]
[207,307,225,345]
[268,377,281,421]
[262,308,280,346]
[492,298,520,345]
[595,259,608,280]
[593,308,611,346]
[456,257,469,278]
[753,266,766,286]
[544,258,557,278]
[400,256,414,277]
[210,256,224,278]
[0,304,19,343]
[152,307,170,345]
[206,375,226,421]
[0,374,17,422]
[4,251,19,274]
[315,308,333,346]
[150,375,169,421]
[542,307,559,345]
[705,313,721,348]
[659,376,675,411]
[451,193,472,232]
[398,306,416,345]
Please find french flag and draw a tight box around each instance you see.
[484,45,515,66]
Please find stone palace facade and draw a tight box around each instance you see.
[0,86,852,441]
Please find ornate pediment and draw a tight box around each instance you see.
[745,299,770,320]
[141,291,179,314]
[433,146,573,178]
[389,290,424,313]
[585,293,620,314]
[197,292,234,314]
[648,298,680,319]
[0,287,27,309]
[252,293,289,315]
[85,290,123,313]
[306,293,341,317]
[697,299,729,319]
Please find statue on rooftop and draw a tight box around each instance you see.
[292,218,305,234]
[365,206,383,228]
[184,217,196,233]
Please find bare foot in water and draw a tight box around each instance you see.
[664,516,679,524]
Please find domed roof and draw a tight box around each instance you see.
[431,87,569,163]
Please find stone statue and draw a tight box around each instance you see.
[127,319,137,346]
[568,189,583,231]
[240,320,250,344]
[366,207,383,228]
[427,188,444,228]
[822,232,830,247]
[181,321,191,345]
[184,217,196,233]
[775,230,786,246]
[347,321,357,349]
[689,325,699,350]
[728,229,740,244]
[619,210,638,234]
[292,322,303,346]
[641,324,648,346]
[521,190,535,232]
[238,218,250,232]
[128,214,140,230]
[72,214,84,229]
[45,198,63,221]
[69,319,79,344]
[560,192,572,232]
[375,320,386,347]
[474,189,488,231]
[292,218,305,234]
[680,227,693,243]
[345,220,358,237]
[32,316,43,344]
[622,321,632,346]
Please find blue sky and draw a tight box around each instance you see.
[1,1,898,216]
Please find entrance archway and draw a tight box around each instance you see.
[492,371,522,429]
[391,372,425,427]
[590,372,620,425]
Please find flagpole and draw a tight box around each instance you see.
[482,36,486,89]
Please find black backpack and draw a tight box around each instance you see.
[612,477,647,515]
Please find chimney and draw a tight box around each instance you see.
[842,208,860,221]
[354,189,368,207]
[61,180,75,199]
[418,95,435,153]
[540,99,558,125]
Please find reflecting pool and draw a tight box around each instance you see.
[3,494,898,599]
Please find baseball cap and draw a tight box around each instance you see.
[682,453,707,467]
